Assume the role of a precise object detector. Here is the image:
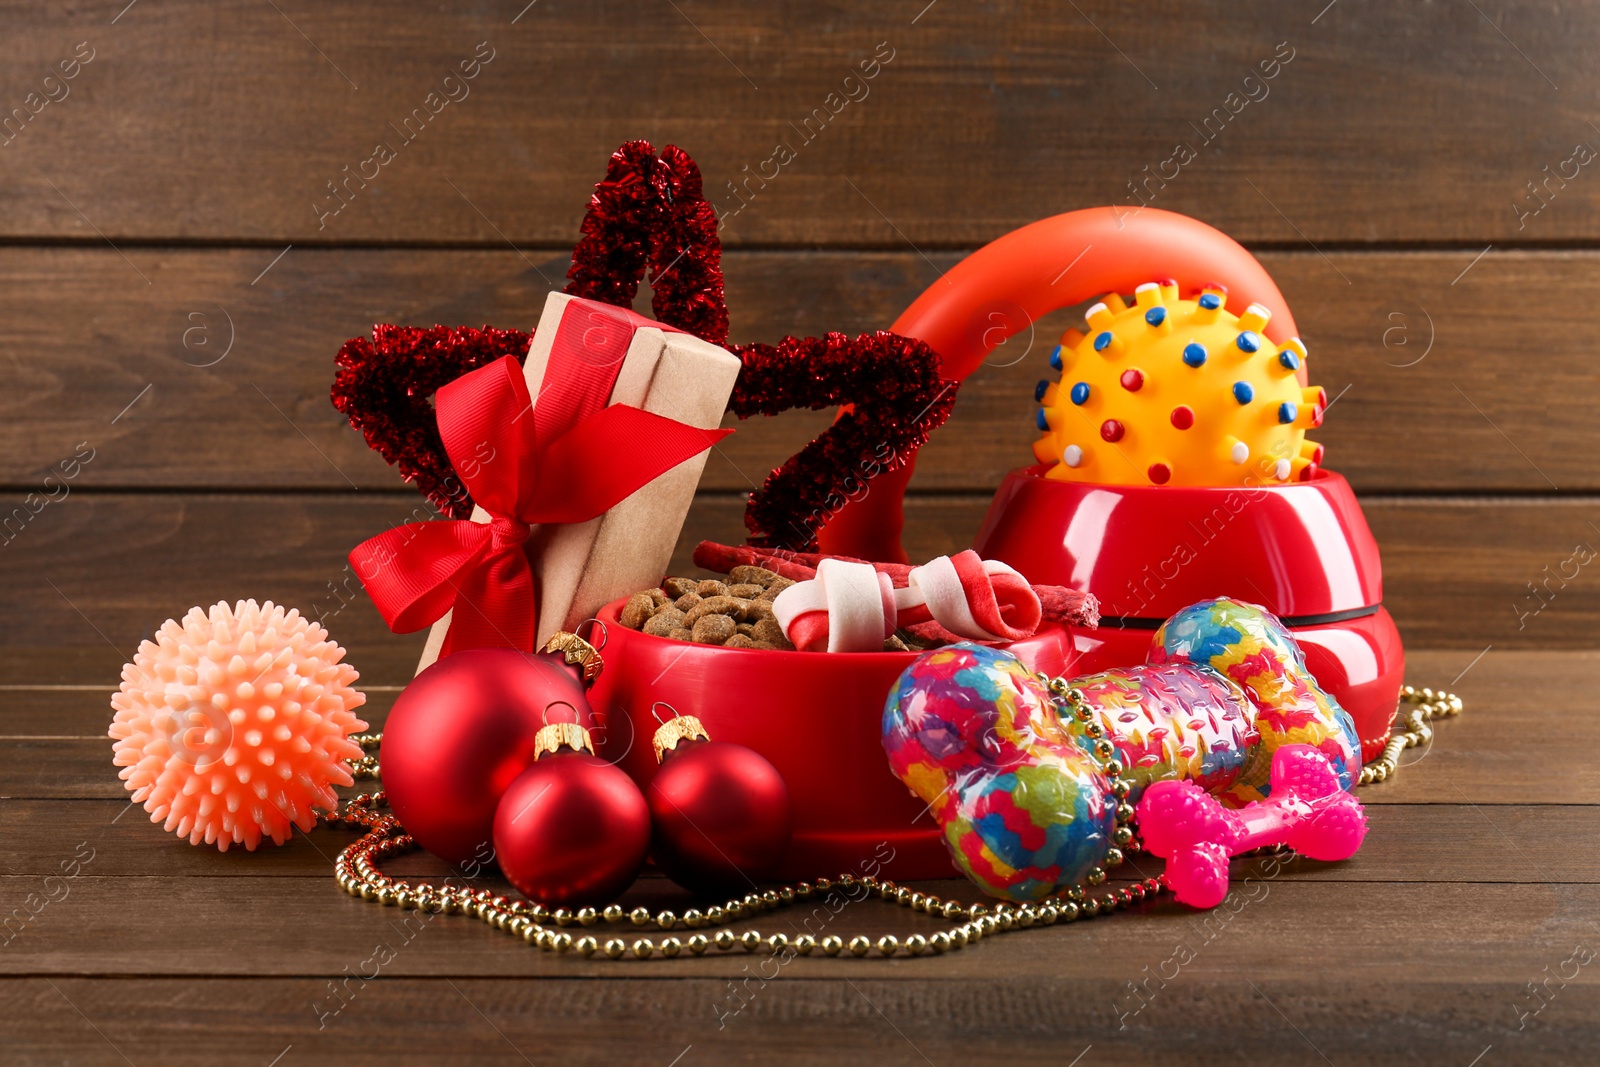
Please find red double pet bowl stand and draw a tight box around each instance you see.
[593,207,1404,881]
[973,467,1403,764]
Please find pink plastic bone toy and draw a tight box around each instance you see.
[1136,744,1368,908]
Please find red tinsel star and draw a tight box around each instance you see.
[331,140,957,551]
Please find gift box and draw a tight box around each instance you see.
[351,290,740,672]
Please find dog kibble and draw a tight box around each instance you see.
[662,577,700,599]
[685,596,746,626]
[756,578,794,601]
[728,565,779,586]
[751,617,791,648]
[620,593,658,630]
[691,614,737,644]
[620,569,813,652]
[642,609,687,637]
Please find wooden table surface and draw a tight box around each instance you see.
[3,2,1597,1064]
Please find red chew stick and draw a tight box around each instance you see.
[692,542,1099,628]
[1038,586,1100,628]
[691,541,817,581]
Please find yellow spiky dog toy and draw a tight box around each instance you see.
[1033,281,1327,486]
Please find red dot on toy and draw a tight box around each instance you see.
[1298,462,1320,482]
[1309,443,1326,465]
[1119,368,1144,392]
[1169,405,1194,430]
[1148,462,1172,485]
[1100,419,1124,442]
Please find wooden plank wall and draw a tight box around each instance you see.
[3,0,1597,691]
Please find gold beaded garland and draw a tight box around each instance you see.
[328,686,1458,960]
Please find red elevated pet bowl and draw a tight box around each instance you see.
[972,466,1403,760]
[818,208,1405,762]
[587,599,1075,881]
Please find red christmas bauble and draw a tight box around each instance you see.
[380,649,588,867]
[647,738,792,894]
[493,752,651,907]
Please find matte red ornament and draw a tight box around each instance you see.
[493,721,651,907]
[644,709,791,894]
[379,648,589,867]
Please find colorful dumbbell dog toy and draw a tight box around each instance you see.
[1137,744,1368,908]
[882,598,1366,902]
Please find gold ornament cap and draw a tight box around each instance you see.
[533,721,595,760]
[651,714,710,764]
[541,630,604,685]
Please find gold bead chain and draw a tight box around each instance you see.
[330,686,1461,960]
[1358,685,1462,785]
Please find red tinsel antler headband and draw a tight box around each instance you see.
[332,141,956,551]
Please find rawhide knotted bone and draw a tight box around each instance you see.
[692,541,1099,627]
[772,551,1042,653]
[1136,744,1368,908]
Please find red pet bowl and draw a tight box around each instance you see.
[586,600,1076,881]
[973,465,1403,760]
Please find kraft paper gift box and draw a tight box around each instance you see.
[415,290,742,672]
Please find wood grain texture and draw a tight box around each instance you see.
[6,976,1592,1067]
[2,2,1595,1062]
[2,648,1588,807]
[1,1,1595,245]
[3,800,1593,881]
[2,876,1594,982]
[3,248,1596,494]
[3,652,1594,1064]
[0,493,1591,690]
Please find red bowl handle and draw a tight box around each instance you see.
[818,207,1300,563]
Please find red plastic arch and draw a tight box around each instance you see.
[818,207,1300,563]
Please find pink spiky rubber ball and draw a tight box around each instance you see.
[109,600,368,851]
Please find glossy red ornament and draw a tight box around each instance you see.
[492,722,651,907]
[379,648,589,867]
[644,711,792,894]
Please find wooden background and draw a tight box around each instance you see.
[2,2,1596,1064]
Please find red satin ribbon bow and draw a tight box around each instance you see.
[350,352,729,654]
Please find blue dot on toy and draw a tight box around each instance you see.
[1278,349,1301,371]
[1199,293,1222,310]
[1233,381,1254,404]
[1050,345,1063,370]
[1183,342,1208,367]
[1278,402,1297,424]
[1236,331,1261,353]
[1036,409,1049,431]
[1070,381,1090,405]
[1093,331,1114,352]
[1034,379,1050,402]
[1145,306,1167,327]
